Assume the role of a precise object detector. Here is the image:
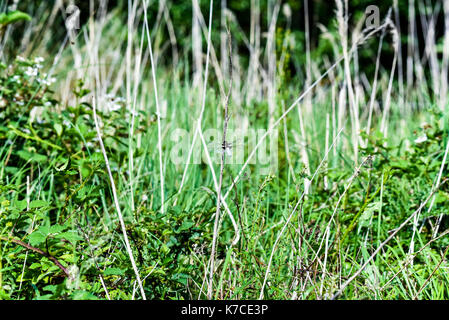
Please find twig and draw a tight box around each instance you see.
[0,236,69,277]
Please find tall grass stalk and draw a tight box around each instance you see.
[143,0,165,214]
[92,96,146,299]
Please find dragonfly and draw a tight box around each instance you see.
[206,134,246,163]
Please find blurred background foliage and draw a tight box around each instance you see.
[1,0,445,80]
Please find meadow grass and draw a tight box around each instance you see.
[0,0,449,300]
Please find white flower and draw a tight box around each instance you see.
[38,76,56,86]
[34,57,45,64]
[25,67,38,77]
[414,135,428,144]
[16,56,26,62]
[142,194,148,202]
[103,94,125,112]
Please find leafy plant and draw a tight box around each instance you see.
[0,10,31,28]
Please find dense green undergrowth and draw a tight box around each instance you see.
[1,56,449,300]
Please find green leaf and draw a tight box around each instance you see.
[15,200,27,211]
[0,289,11,300]
[30,200,49,208]
[56,231,82,244]
[28,226,51,246]
[80,162,92,179]
[71,290,99,300]
[390,160,409,170]
[103,268,126,276]
[17,150,47,163]
[0,11,31,27]
[171,273,189,285]
[59,253,75,263]
[49,224,66,234]
[43,285,58,294]
[176,221,194,233]
[434,191,449,205]
[54,123,63,137]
